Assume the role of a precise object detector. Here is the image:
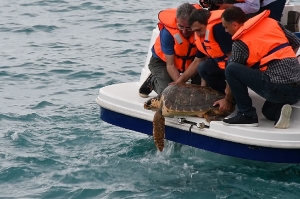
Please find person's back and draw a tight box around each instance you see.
[229,10,300,85]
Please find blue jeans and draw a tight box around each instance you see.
[198,59,226,94]
[225,62,300,121]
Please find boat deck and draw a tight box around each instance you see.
[96,82,300,149]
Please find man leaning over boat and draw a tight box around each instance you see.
[175,8,234,112]
[221,6,300,128]
[138,3,202,98]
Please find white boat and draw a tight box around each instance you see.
[96,4,300,163]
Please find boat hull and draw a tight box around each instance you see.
[100,106,300,163]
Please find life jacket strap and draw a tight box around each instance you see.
[214,54,228,62]
[252,42,290,69]
[265,43,289,57]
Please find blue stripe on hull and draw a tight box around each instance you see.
[100,107,300,163]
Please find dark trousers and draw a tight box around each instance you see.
[191,73,202,85]
[148,56,173,95]
[225,62,300,121]
[260,0,287,22]
[149,56,201,94]
[198,59,226,94]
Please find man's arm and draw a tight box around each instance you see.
[160,28,180,81]
[278,22,300,54]
[212,24,236,111]
[230,40,249,64]
[174,56,206,84]
[224,81,233,103]
[165,54,181,81]
[213,81,234,112]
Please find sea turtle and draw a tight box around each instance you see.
[144,83,233,152]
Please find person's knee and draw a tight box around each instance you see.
[198,60,215,77]
[225,62,239,79]
[225,63,233,79]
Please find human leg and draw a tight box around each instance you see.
[190,73,202,85]
[261,80,300,128]
[262,100,293,128]
[224,62,263,118]
[224,62,300,127]
[197,59,226,94]
[261,100,292,128]
[259,80,300,128]
[225,62,300,115]
[139,73,154,98]
[262,101,285,121]
[223,62,266,126]
[139,56,157,98]
[148,56,173,95]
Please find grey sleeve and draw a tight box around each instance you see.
[230,40,249,65]
[278,22,300,49]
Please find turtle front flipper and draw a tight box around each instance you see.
[153,108,165,152]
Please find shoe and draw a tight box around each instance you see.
[223,112,258,127]
[224,104,238,119]
[139,73,153,98]
[275,104,292,129]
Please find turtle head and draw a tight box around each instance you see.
[144,96,161,111]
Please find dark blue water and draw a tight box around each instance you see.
[1,0,300,198]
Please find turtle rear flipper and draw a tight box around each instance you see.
[153,109,165,152]
[203,109,226,122]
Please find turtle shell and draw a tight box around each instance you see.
[162,84,225,112]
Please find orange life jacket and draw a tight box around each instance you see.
[194,10,228,69]
[232,10,296,71]
[153,4,201,72]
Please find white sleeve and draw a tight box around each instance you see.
[233,0,260,14]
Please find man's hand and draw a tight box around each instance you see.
[213,98,233,112]
[171,76,186,85]
[169,81,179,85]
[170,57,204,85]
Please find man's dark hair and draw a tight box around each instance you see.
[222,6,247,24]
[188,9,211,26]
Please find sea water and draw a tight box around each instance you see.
[1,0,300,198]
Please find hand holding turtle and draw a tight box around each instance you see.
[213,98,233,112]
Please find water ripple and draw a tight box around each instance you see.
[1,0,300,198]
[0,113,46,122]
[30,101,55,110]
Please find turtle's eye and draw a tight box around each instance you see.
[146,100,152,106]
